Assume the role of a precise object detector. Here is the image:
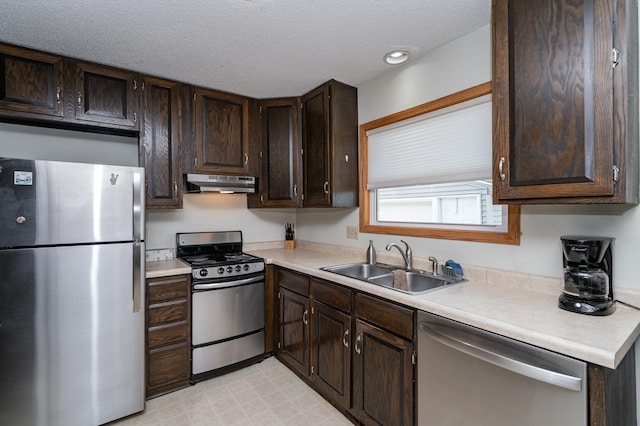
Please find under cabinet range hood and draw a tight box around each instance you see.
[185,174,256,193]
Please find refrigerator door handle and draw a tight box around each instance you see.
[133,243,142,312]
[132,171,144,242]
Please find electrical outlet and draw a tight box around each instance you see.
[346,226,359,240]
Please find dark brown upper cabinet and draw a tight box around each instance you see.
[492,0,638,204]
[192,87,250,175]
[67,61,140,130]
[141,77,183,209]
[302,80,359,208]
[248,98,302,208]
[0,43,64,119]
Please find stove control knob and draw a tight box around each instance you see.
[217,267,225,275]
[243,264,250,271]
[226,266,233,273]
[199,269,208,277]
[235,265,242,272]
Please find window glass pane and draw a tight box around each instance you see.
[376,180,502,226]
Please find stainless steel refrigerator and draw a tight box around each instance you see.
[0,158,146,425]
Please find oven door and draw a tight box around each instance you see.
[191,274,265,346]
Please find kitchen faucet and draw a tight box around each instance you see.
[385,240,413,270]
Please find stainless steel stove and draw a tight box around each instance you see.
[176,231,265,382]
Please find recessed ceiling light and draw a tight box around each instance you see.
[384,50,410,65]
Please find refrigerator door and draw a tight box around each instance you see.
[0,242,145,426]
[0,158,145,248]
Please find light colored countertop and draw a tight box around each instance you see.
[146,258,191,279]
[246,245,640,369]
[144,242,640,369]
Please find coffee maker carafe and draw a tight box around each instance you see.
[558,236,615,315]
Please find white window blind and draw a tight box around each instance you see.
[366,95,492,190]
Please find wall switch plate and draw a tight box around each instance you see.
[346,225,359,240]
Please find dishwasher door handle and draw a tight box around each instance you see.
[419,321,582,392]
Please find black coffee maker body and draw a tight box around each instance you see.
[558,236,615,315]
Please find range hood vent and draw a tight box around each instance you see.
[185,174,256,193]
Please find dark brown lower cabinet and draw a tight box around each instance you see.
[352,319,414,426]
[311,300,351,409]
[275,267,415,424]
[146,274,191,398]
[278,287,310,377]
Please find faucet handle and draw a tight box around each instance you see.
[400,240,411,254]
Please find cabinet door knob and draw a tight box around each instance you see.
[77,92,82,108]
[343,329,349,348]
[355,334,362,354]
[174,181,178,197]
[56,87,61,104]
[244,153,248,165]
[293,184,298,197]
[323,181,329,194]
[302,309,308,325]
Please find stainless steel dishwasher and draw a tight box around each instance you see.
[417,311,587,426]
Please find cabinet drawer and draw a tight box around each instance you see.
[311,278,351,313]
[148,275,189,303]
[148,342,189,389]
[278,268,309,296]
[148,299,188,326]
[148,320,188,349]
[356,293,414,340]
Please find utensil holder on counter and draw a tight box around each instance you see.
[285,239,295,250]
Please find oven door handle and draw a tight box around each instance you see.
[193,274,265,290]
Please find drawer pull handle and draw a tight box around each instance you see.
[302,309,308,325]
[355,334,362,354]
[343,329,349,348]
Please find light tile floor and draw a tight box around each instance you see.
[112,357,353,426]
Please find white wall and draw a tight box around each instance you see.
[146,194,296,249]
[0,122,139,166]
[297,24,640,292]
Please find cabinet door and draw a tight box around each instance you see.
[70,61,140,129]
[302,83,331,207]
[141,77,182,208]
[193,87,250,174]
[311,301,351,409]
[278,287,310,377]
[147,342,190,394]
[257,98,302,207]
[352,319,414,426]
[493,0,616,201]
[0,44,64,118]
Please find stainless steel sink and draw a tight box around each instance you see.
[321,262,395,280]
[368,271,454,295]
[321,262,465,295]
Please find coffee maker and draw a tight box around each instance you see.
[558,236,615,315]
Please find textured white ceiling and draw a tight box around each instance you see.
[0,0,490,98]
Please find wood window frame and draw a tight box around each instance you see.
[359,82,521,245]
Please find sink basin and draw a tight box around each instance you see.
[322,262,465,295]
[368,272,455,295]
[321,262,395,280]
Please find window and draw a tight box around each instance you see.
[359,82,520,245]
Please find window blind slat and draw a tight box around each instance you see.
[367,96,492,189]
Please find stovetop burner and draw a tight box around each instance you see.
[176,231,265,280]
[182,252,261,267]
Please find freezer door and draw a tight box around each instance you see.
[0,243,145,426]
[0,158,144,247]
